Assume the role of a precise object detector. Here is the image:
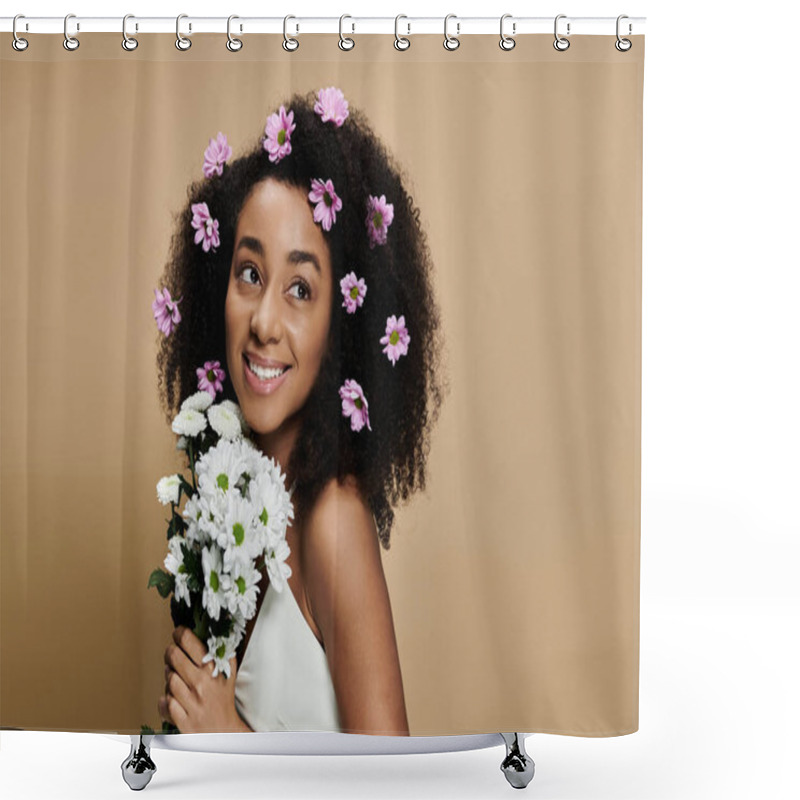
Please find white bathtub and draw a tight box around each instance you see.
[111,731,535,790]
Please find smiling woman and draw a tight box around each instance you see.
[153,87,446,735]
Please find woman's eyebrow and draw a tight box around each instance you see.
[235,238,320,275]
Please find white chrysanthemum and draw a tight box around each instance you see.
[201,544,226,621]
[181,390,214,413]
[264,530,292,593]
[250,468,294,537]
[156,474,181,506]
[207,403,242,441]
[164,536,191,606]
[219,399,250,435]
[196,438,248,496]
[201,632,239,679]
[222,559,262,618]
[218,492,264,573]
[172,408,208,438]
[182,494,211,547]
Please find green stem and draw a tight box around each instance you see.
[188,439,197,491]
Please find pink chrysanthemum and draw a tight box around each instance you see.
[314,87,350,127]
[196,360,226,399]
[380,315,410,366]
[365,194,394,249]
[263,105,296,164]
[202,132,232,178]
[191,202,221,252]
[340,272,367,314]
[308,178,342,232]
[339,379,371,432]
[152,287,182,337]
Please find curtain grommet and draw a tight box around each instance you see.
[283,15,299,52]
[339,14,355,51]
[553,14,570,51]
[175,14,191,51]
[615,15,632,51]
[394,15,410,51]
[443,14,460,51]
[499,14,516,51]
[12,14,29,52]
[122,14,138,51]
[227,15,243,52]
[63,13,80,51]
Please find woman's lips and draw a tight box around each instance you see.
[243,354,291,395]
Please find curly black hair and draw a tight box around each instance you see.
[155,89,447,549]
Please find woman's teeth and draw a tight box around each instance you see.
[248,358,287,380]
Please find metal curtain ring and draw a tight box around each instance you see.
[176,14,191,51]
[227,15,243,52]
[122,14,138,51]
[394,15,410,51]
[63,13,79,51]
[615,14,632,51]
[283,15,299,51]
[339,14,355,50]
[499,14,515,51]
[443,13,460,51]
[12,14,29,52]
[553,14,570,51]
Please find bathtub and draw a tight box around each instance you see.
[114,731,535,790]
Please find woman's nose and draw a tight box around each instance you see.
[250,285,284,343]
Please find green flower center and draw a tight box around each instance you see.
[216,642,226,659]
[206,368,216,381]
[232,522,245,546]
[355,397,363,409]
[210,570,219,592]
[324,191,333,208]
[350,286,360,299]
[259,508,269,526]
[390,330,399,345]
[372,211,383,229]
[178,564,186,574]
[235,576,247,594]
[217,473,229,491]
[278,129,286,145]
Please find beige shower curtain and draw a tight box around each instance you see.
[0,32,643,736]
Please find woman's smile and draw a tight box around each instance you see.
[243,354,292,395]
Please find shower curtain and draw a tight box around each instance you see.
[0,30,644,737]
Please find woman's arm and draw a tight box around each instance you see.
[302,476,410,735]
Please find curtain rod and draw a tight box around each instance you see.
[1,16,646,37]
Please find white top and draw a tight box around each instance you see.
[234,580,341,732]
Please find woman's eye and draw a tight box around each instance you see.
[289,281,311,301]
[240,265,259,285]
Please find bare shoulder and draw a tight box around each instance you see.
[304,475,378,558]
[300,475,383,632]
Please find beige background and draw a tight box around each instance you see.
[1,33,643,736]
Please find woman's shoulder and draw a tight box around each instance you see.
[306,475,375,543]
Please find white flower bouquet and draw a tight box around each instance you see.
[148,391,294,711]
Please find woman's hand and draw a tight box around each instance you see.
[159,625,252,733]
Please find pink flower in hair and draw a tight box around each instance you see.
[196,360,226,399]
[203,132,232,178]
[339,379,371,432]
[380,315,410,366]
[314,87,349,127]
[340,272,367,314]
[365,194,394,248]
[152,287,182,337]
[191,202,221,252]
[263,105,296,163]
[308,178,342,231]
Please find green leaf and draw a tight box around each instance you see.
[147,568,174,598]
[179,475,194,499]
[140,723,155,735]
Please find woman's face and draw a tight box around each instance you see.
[225,178,333,442]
